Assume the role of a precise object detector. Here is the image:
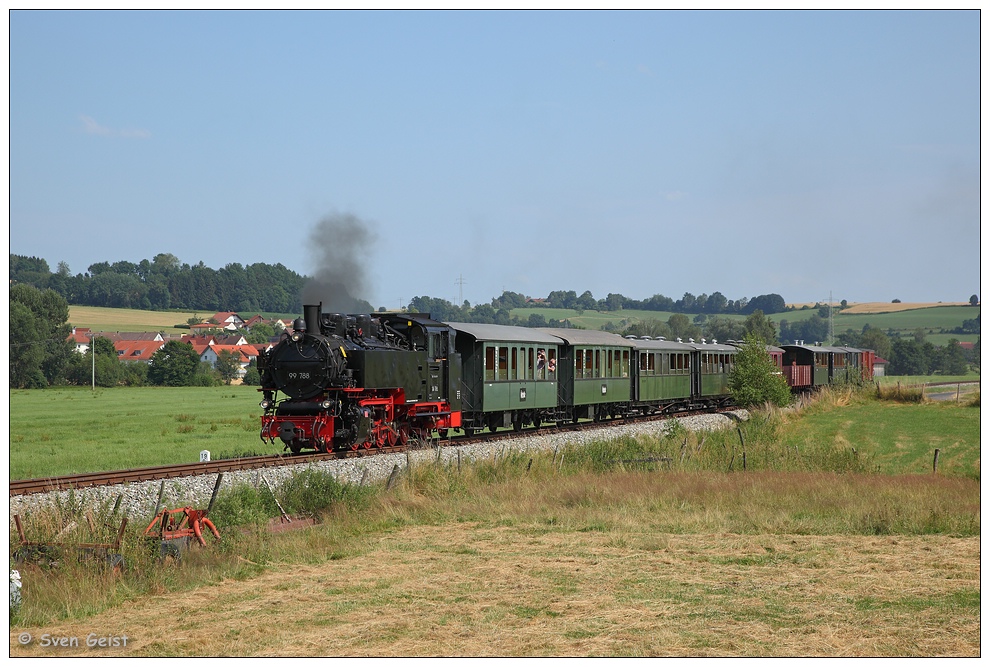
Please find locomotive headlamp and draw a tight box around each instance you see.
[260,399,272,410]
[291,317,306,342]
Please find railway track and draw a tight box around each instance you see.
[9,407,730,497]
[8,449,399,497]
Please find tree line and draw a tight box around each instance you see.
[10,253,307,313]
[491,289,787,315]
[10,283,239,389]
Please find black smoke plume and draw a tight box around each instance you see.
[300,213,377,314]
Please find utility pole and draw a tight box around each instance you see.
[455,274,466,305]
[828,291,834,346]
[91,334,95,390]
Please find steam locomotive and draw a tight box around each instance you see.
[258,305,461,452]
[258,303,873,453]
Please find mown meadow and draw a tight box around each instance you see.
[8,386,981,656]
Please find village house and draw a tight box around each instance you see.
[69,327,92,354]
[210,312,246,331]
[199,344,255,377]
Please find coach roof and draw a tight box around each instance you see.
[536,328,634,347]
[626,338,695,352]
[446,322,562,344]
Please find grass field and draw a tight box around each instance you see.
[7,389,981,656]
[9,386,267,479]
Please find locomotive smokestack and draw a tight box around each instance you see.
[304,304,321,335]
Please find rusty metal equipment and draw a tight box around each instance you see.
[13,496,128,571]
[143,474,223,559]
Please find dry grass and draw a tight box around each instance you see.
[10,468,980,657]
[9,525,979,657]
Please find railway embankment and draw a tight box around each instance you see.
[9,410,748,522]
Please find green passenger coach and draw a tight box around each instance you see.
[447,322,562,433]
[689,340,737,404]
[628,337,695,409]
[538,328,635,422]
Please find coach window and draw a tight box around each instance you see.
[498,346,508,381]
[585,348,594,379]
[485,346,496,382]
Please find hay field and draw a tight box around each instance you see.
[9,525,979,657]
[68,306,203,333]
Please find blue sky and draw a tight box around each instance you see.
[9,10,981,310]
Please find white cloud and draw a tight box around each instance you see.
[80,115,150,139]
[80,115,111,135]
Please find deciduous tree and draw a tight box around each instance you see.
[728,334,791,407]
[148,341,201,386]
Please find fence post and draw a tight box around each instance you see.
[386,463,401,490]
[933,448,940,474]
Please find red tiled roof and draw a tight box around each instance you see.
[68,329,92,344]
[113,340,164,362]
[181,334,216,345]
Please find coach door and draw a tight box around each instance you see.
[689,350,701,399]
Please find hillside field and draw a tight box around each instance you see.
[64,303,980,348]
[67,306,296,335]
[509,304,979,344]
